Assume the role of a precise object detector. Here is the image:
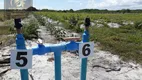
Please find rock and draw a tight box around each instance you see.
[91,22,95,26]
[107,23,121,28]
[80,24,84,29]
[123,21,134,25]
[96,24,104,27]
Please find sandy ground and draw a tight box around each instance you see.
[0,41,142,80]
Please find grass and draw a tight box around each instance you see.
[35,12,142,23]
[35,12,142,64]
[0,26,15,46]
[90,25,142,64]
[0,12,4,21]
[0,26,11,35]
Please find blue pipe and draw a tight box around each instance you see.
[81,30,89,80]
[15,35,80,80]
[16,34,29,80]
[32,41,79,55]
[54,51,61,80]
[32,41,80,80]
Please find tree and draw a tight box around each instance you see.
[69,9,74,12]
[26,6,38,11]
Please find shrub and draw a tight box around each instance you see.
[34,14,46,26]
[69,16,78,26]
[134,21,142,29]
[74,26,83,33]
[23,20,39,40]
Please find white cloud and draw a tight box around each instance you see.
[86,0,142,10]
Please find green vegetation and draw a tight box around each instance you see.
[39,9,142,13]
[22,21,39,40]
[0,12,4,21]
[1,14,39,40]
[35,12,142,23]
[90,26,142,63]
[0,26,11,35]
[35,12,142,64]
[0,26,14,46]
[76,9,142,13]
[134,21,142,29]
[0,26,15,46]
[7,19,39,40]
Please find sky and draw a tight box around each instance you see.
[0,0,142,10]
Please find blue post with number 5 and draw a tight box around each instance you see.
[15,19,29,80]
[16,34,29,80]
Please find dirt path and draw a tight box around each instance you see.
[38,25,57,43]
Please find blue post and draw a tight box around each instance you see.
[81,30,89,80]
[16,34,29,80]
[15,18,29,80]
[54,51,61,80]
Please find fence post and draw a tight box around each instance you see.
[15,19,29,80]
[81,30,89,80]
[81,17,90,80]
[54,51,61,80]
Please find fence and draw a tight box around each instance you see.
[12,19,90,80]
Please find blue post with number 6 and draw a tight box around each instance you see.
[15,19,29,80]
[81,17,90,80]
[81,30,89,80]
